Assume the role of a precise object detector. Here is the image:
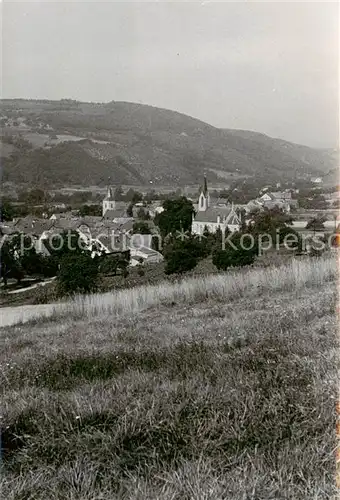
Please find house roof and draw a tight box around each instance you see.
[271,191,292,200]
[14,217,55,236]
[52,219,80,231]
[96,233,130,253]
[80,216,103,226]
[262,200,287,209]
[118,219,134,232]
[130,246,163,260]
[0,223,18,235]
[137,246,160,256]
[102,209,128,220]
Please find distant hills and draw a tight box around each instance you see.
[0,98,337,188]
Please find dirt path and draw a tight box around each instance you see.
[7,278,55,295]
[0,303,60,328]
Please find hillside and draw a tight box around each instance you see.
[0,99,337,187]
[0,258,337,499]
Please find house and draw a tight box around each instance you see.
[246,199,264,214]
[49,210,78,220]
[311,177,323,184]
[191,176,240,235]
[147,202,164,218]
[252,190,297,213]
[92,231,163,266]
[129,246,164,266]
[260,191,292,203]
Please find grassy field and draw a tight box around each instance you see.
[0,256,338,499]
[0,251,314,309]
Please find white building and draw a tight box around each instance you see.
[191,176,240,235]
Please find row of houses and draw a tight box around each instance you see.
[245,190,299,214]
[1,190,164,267]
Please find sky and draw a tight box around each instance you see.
[1,1,339,148]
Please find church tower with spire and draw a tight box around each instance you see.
[198,174,210,212]
[102,186,116,216]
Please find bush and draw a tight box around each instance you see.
[137,266,145,277]
[57,253,99,296]
[98,252,130,276]
[164,240,199,275]
[212,232,258,271]
[32,284,59,304]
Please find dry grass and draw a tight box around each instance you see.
[0,255,338,499]
[3,256,336,328]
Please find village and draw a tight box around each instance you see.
[1,174,339,302]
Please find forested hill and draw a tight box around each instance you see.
[0,99,336,187]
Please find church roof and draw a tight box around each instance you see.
[194,206,240,225]
[194,207,229,223]
[102,208,128,220]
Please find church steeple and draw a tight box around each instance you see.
[102,185,116,216]
[203,174,208,195]
[198,175,210,212]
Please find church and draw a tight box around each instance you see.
[191,176,241,235]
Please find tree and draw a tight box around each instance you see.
[19,188,47,206]
[0,199,15,221]
[38,255,59,277]
[114,185,124,201]
[0,239,24,286]
[306,217,325,234]
[126,203,134,217]
[57,253,99,296]
[212,231,258,271]
[124,188,143,204]
[69,191,89,206]
[251,208,288,234]
[298,193,328,210]
[79,204,102,217]
[132,221,151,235]
[98,251,130,277]
[164,239,199,275]
[0,234,59,286]
[277,226,302,249]
[155,197,195,239]
[132,192,143,204]
[249,208,294,247]
[144,190,156,203]
[137,207,150,220]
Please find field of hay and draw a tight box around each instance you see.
[0,256,338,499]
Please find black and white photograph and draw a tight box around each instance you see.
[0,1,339,498]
